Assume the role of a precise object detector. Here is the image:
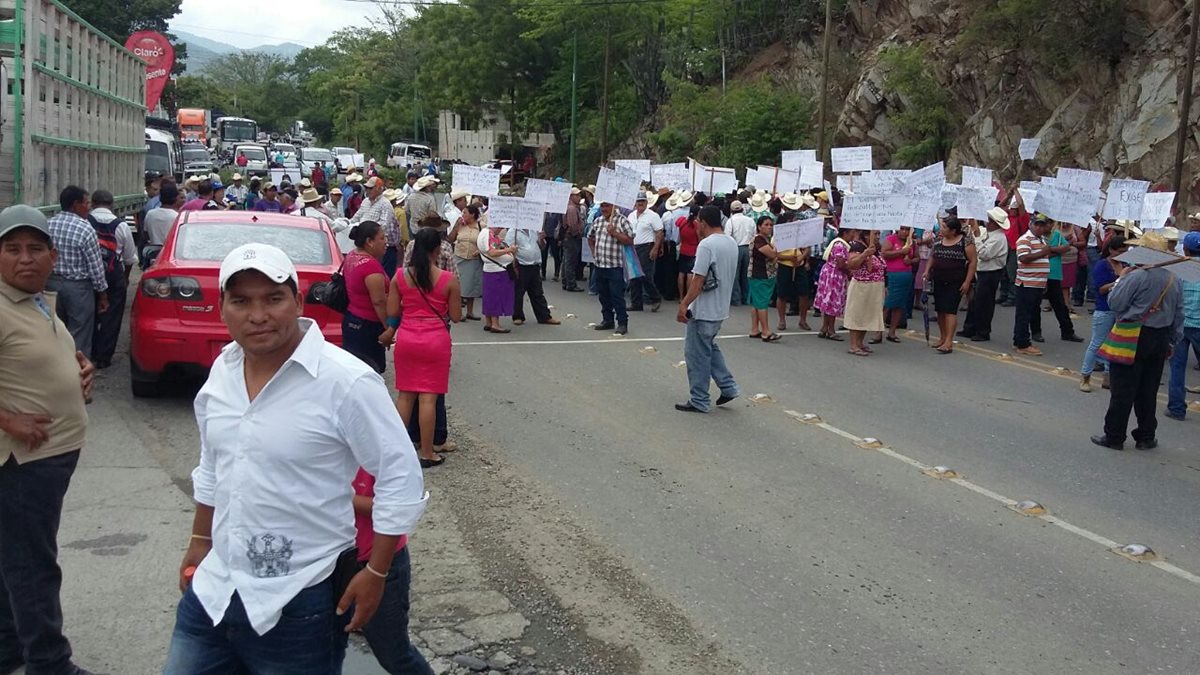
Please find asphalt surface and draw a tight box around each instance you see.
[49,279,1200,674]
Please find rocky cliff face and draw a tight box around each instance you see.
[725,0,1198,198]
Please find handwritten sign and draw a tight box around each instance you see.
[772,217,825,251]
[613,159,651,182]
[596,166,641,210]
[689,160,739,195]
[900,162,945,196]
[840,194,910,230]
[831,146,873,174]
[1139,191,1175,229]
[956,185,997,221]
[1057,168,1105,196]
[452,165,502,197]
[1036,182,1095,226]
[1101,179,1151,221]
[1018,138,1040,161]
[754,165,800,194]
[781,149,817,172]
[651,163,691,191]
[486,196,544,231]
[581,235,594,264]
[798,162,824,190]
[961,166,992,188]
[524,178,574,214]
[907,193,942,231]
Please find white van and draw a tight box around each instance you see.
[387,142,432,169]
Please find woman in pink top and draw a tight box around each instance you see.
[881,226,917,342]
[843,231,887,356]
[341,221,390,373]
[381,228,462,468]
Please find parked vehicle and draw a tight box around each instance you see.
[182,146,214,177]
[231,143,269,177]
[387,141,432,170]
[331,146,359,173]
[299,147,334,178]
[177,108,210,144]
[0,0,145,214]
[145,128,184,183]
[129,210,345,397]
[214,116,259,155]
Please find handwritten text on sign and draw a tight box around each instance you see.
[772,217,826,251]
[596,166,641,210]
[781,149,817,172]
[1140,191,1175,229]
[830,146,873,173]
[961,166,992,188]
[486,196,544,231]
[614,159,651,182]
[524,178,574,215]
[651,163,691,191]
[1101,179,1150,221]
[1036,183,1095,227]
[839,194,910,230]
[452,165,502,197]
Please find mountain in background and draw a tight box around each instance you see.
[172,30,308,74]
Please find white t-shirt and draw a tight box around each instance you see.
[630,209,663,246]
[689,232,739,322]
[727,213,756,246]
[144,207,179,246]
[477,229,513,272]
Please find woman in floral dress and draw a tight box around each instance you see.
[814,227,858,340]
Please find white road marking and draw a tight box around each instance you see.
[454,331,819,347]
[782,410,1200,587]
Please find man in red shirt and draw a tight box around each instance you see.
[1001,187,1032,306]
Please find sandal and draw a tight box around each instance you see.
[777,323,787,332]
[936,347,953,354]
[869,337,883,345]
[491,327,511,334]
[862,345,874,353]
[419,455,446,468]
[762,333,783,343]
[848,348,870,356]
[748,333,762,339]
[886,336,901,343]
[798,323,812,331]
[826,333,844,341]
[465,315,482,321]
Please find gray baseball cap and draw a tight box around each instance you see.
[0,205,51,242]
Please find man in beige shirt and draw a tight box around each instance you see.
[0,204,98,675]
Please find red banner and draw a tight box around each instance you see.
[124,31,175,113]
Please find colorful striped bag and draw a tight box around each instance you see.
[1096,284,1171,366]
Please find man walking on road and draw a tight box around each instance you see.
[164,243,428,674]
[676,205,740,413]
[727,200,755,307]
[1166,231,1200,421]
[508,226,561,327]
[559,188,585,292]
[87,190,137,369]
[588,201,635,336]
[1091,232,1184,450]
[960,207,1010,342]
[1012,214,1053,356]
[45,186,108,358]
[0,204,99,675]
[628,192,664,313]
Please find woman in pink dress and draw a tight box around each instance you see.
[380,228,462,468]
[814,227,859,340]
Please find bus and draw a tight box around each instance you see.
[215,117,259,155]
[177,108,209,143]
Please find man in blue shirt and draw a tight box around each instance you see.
[1166,231,1200,420]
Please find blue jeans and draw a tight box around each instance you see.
[163,578,347,675]
[360,548,432,675]
[1081,310,1115,376]
[587,264,599,295]
[593,266,627,326]
[732,245,749,306]
[342,314,386,374]
[684,319,739,412]
[1167,327,1200,417]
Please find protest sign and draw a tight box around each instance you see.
[596,166,641,209]
[940,184,959,212]
[961,166,992,188]
[1101,179,1151,221]
[900,162,945,195]
[1021,190,1038,212]
[1116,246,1200,283]
[614,159,651,182]
[772,217,826,251]
[745,167,764,191]
[352,154,366,171]
[1036,182,1095,226]
[831,146,873,173]
[524,178,574,214]
[1018,138,1040,161]
[907,192,942,231]
[956,185,997,221]
[840,194,910,230]
[1057,168,1105,196]
[581,235,594,264]
[651,163,691,191]
[452,164,502,197]
[1019,181,1040,193]
[781,149,817,172]
[690,160,738,195]
[754,166,799,194]
[798,162,824,190]
[1139,191,1175,229]
[269,169,289,186]
[486,196,543,231]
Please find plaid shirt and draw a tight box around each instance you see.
[403,239,457,273]
[46,211,107,292]
[590,212,633,268]
[351,196,401,247]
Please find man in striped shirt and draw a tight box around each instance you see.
[1012,214,1053,355]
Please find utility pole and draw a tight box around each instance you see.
[816,0,834,164]
[569,30,579,182]
[1173,0,1199,209]
[600,29,611,163]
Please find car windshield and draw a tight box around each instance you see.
[409,146,431,159]
[275,145,296,155]
[175,223,332,265]
[301,149,333,162]
[221,121,257,142]
[333,147,355,155]
[238,147,266,161]
[183,149,209,162]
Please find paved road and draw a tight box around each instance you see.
[52,282,1200,674]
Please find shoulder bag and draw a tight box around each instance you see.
[407,269,452,331]
[1096,281,1172,366]
[317,256,350,313]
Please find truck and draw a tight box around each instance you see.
[0,0,147,214]
[177,108,209,144]
[145,127,183,182]
[289,120,313,145]
[214,116,258,157]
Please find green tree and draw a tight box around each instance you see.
[880,46,957,166]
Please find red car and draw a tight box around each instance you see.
[129,210,344,397]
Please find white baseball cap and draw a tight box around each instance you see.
[219,243,299,292]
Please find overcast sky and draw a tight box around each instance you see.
[169,0,385,49]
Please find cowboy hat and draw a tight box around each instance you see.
[299,178,313,189]
[231,173,243,181]
[415,176,439,190]
[675,190,695,208]
[570,187,581,196]
[748,191,769,210]
[665,193,680,211]
[1188,212,1200,221]
[640,191,659,207]
[1161,226,1181,241]
[780,193,804,211]
[987,206,1011,230]
[582,184,597,195]
[450,188,471,202]
[657,186,672,197]
[329,187,342,196]
[1106,220,1144,238]
[1126,231,1172,252]
[801,193,820,210]
[346,173,362,183]
[382,189,397,203]
[300,188,322,204]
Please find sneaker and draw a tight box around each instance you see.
[1165,411,1186,421]
[1079,375,1092,393]
[1015,345,1043,356]
[651,301,662,313]
[614,324,628,336]
[512,319,525,326]
[433,441,458,453]
[1135,438,1159,450]
[1069,312,1082,320]
[1187,384,1200,394]
[1062,334,1083,343]
[593,322,614,331]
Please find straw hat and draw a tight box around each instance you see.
[346,173,362,184]
[1161,226,1181,241]
[749,191,768,210]
[987,206,1011,230]
[415,175,439,190]
[665,193,680,210]
[675,190,695,208]
[231,173,243,181]
[641,191,659,208]
[780,193,803,211]
[450,188,471,202]
[1126,231,1172,252]
[582,184,597,195]
[801,193,820,210]
[329,187,342,196]
[300,188,322,204]
[382,189,397,203]
[1106,220,1144,238]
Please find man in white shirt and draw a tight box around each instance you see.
[726,200,756,306]
[225,173,249,210]
[960,207,1011,342]
[163,244,427,674]
[87,190,137,369]
[144,183,182,248]
[629,191,664,312]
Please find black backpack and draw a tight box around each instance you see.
[88,214,121,277]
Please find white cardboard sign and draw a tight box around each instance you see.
[1139,192,1175,229]
[830,146,873,174]
[524,178,573,215]
[1018,138,1040,161]
[839,194,910,230]
[452,165,502,197]
[1057,167,1105,196]
[651,163,691,191]
[1101,179,1151,221]
[956,185,997,221]
[1036,183,1096,226]
[899,162,945,195]
[961,166,993,188]
[613,159,651,183]
[798,162,824,190]
[689,160,739,195]
[772,216,825,251]
[781,149,817,172]
[486,196,544,231]
[596,166,641,210]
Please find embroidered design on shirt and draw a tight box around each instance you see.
[246,533,293,577]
